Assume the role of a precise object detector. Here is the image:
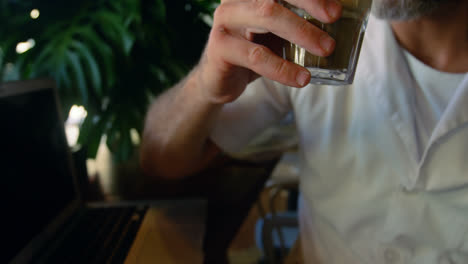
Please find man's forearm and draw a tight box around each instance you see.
[139,0,337,178]
[140,68,223,179]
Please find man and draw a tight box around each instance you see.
[140,0,468,262]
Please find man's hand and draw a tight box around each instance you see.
[197,0,342,104]
[140,0,342,179]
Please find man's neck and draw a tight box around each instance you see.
[390,1,468,73]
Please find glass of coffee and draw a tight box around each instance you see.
[281,0,373,85]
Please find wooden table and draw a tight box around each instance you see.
[124,201,206,264]
[78,144,279,264]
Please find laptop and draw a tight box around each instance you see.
[1,79,148,264]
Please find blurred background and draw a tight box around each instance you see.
[1,1,302,263]
[0,0,217,163]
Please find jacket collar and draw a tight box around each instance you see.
[364,15,468,189]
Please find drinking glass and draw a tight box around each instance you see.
[281,0,373,85]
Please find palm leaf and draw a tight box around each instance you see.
[76,26,115,88]
[78,113,108,158]
[70,40,103,98]
[0,47,4,80]
[152,0,167,22]
[56,61,72,92]
[94,10,134,54]
[66,50,88,105]
[0,0,218,162]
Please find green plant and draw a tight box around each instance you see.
[0,0,217,162]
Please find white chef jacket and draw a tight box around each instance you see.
[211,14,468,264]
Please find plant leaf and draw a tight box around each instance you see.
[76,27,115,89]
[66,50,88,105]
[78,113,107,159]
[94,11,134,54]
[56,59,72,91]
[0,47,4,80]
[152,0,167,22]
[30,41,58,77]
[70,40,103,98]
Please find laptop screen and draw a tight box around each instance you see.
[0,82,78,263]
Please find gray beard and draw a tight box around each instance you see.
[371,0,444,20]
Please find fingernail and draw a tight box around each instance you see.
[326,0,341,20]
[320,34,335,53]
[296,70,310,86]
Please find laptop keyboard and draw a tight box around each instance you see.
[34,206,147,264]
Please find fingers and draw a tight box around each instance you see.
[285,0,342,23]
[212,29,311,87]
[214,1,336,57]
[204,0,343,89]
[221,0,342,23]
